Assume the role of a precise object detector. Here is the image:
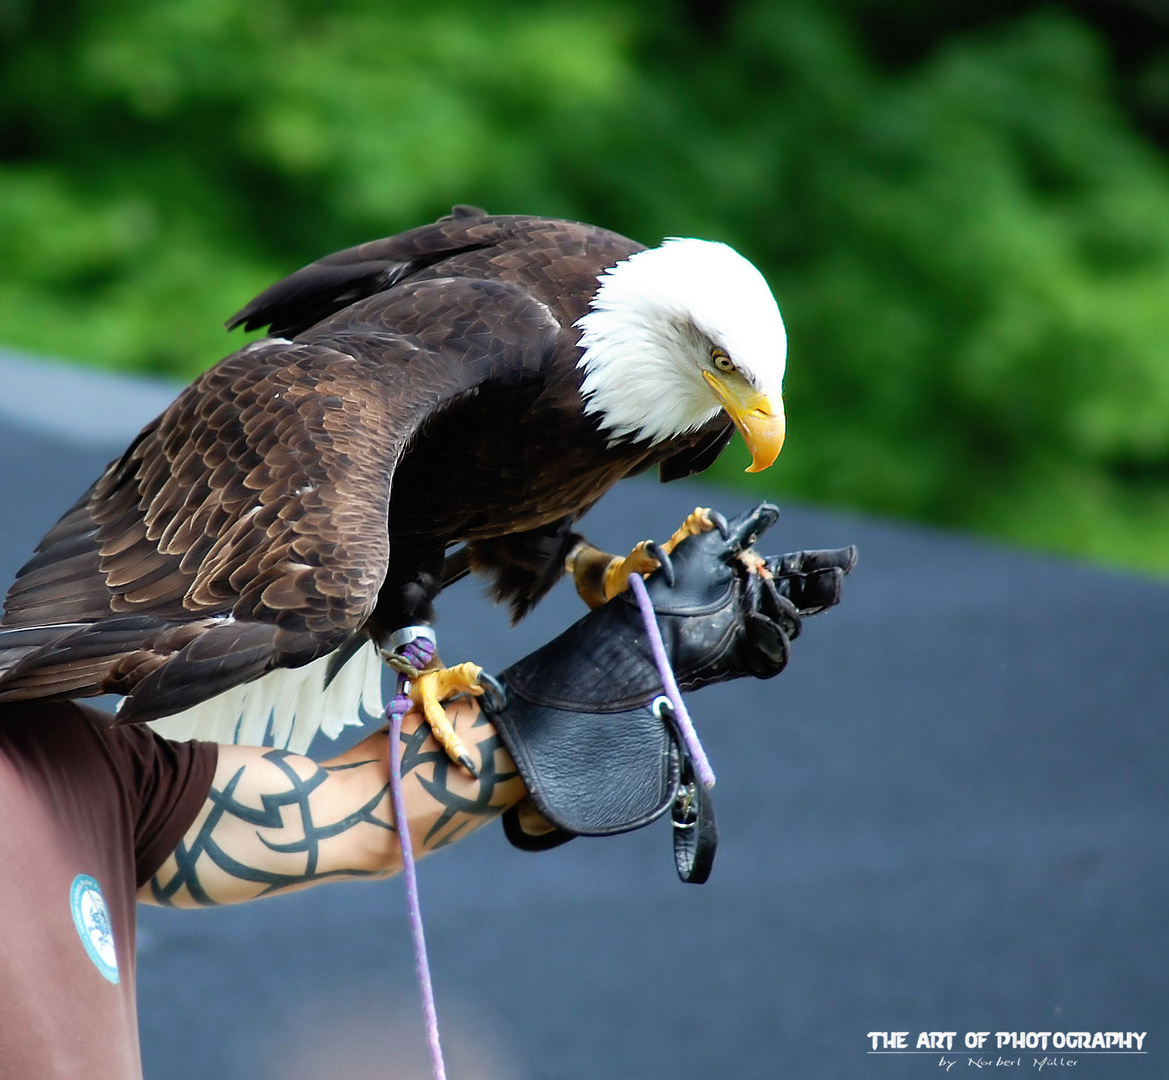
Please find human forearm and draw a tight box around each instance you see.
[141,700,527,907]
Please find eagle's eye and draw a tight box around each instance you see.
[711,347,735,373]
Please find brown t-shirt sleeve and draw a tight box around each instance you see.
[77,705,219,887]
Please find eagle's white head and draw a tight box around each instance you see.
[575,238,787,473]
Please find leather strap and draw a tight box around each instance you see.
[501,807,574,851]
[672,779,717,884]
[661,704,718,884]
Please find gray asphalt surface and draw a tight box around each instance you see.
[1,350,1166,1079]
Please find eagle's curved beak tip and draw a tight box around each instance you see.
[702,371,785,474]
[741,403,785,473]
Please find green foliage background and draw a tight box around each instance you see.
[2,0,1168,571]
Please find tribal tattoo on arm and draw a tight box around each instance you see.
[141,702,528,907]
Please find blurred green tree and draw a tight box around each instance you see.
[1,0,1167,571]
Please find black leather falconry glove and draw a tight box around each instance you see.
[479,503,856,884]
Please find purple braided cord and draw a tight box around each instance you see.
[385,636,448,1080]
[628,572,716,789]
[385,577,712,1080]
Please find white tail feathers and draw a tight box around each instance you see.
[147,640,385,753]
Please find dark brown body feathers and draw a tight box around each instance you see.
[0,211,732,723]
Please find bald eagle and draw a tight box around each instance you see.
[0,208,786,756]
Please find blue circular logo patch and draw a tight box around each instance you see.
[70,874,119,984]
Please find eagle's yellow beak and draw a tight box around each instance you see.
[703,370,785,473]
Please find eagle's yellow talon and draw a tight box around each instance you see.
[568,508,720,607]
[409,661,484,775]
[660,506,715,556]
[601,540,661,601]
[567,539,657,608]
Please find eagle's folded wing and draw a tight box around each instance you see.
[0,268,572,751]
[0,340,411,738]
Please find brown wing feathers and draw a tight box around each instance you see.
[0,342,427,719]
[0,213,652,727]
[227,210,502,338]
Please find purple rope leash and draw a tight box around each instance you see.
[385,634,448,1080]
[385,573,711,1080]
[628,572,716,789]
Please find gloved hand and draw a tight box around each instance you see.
[479,504,855,883]
[494,503,854,708]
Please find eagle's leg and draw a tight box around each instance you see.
[566,540,659,609]
[375,544,490,775]
[566,507,720,608]
[408,662,485,776]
